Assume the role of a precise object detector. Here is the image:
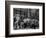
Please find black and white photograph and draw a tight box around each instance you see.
[13,8,39,30]
[5,1,45,37]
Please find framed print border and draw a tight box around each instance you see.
[5,1,45,37]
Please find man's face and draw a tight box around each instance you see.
[16,17,20,20]
[16,14,20,21]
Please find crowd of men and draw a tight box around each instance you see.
[13,14,39,30]
[13,8,39,30]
